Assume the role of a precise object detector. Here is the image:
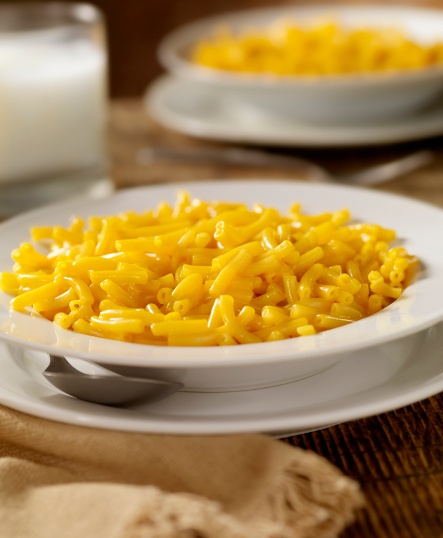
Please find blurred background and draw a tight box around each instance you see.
[3,0,443,210]
[3,0,443,99]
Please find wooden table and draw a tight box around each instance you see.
[109,98,443,537]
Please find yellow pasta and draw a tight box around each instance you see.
[0,191,419,346]
[192,19,443,76]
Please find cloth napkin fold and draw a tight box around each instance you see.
[0,405,364,538]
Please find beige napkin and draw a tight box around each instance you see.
[0,405,364,538]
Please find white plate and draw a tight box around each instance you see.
[1,321,442,436]
[158,5,443,124]
[1,181,443,392]
[145,75,443,147]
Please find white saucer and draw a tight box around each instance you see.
[1,322,442,437]
[145,75,443,147]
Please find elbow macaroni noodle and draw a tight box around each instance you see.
[192,19,443,76]
[0,191,418,347]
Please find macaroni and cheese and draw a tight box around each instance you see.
[192,20,443,76]
[0,192,418,346]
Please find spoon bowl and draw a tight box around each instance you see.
[43,355,183,406]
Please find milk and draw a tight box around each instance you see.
[0,37,107,184]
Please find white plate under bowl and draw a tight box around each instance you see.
[158,5,443,124]
[1,322,442,436]
[1,181,443,391]
[145,75,443,148]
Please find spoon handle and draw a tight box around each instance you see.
[138,145,330,180]
[337,150,434,186]
[46,355,82,375]
[138,145,434,187]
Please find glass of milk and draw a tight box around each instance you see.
[0,2,113,217]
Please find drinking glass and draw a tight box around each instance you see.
[0,2,113,217]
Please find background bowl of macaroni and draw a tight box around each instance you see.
[158,5,443,124]
[1,180,443,393]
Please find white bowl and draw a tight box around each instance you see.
[158,5,443,124]
[1,181,443,392]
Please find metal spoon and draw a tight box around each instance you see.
[43,354,183,406]
[335,150,434,186]
[138,146,434,187]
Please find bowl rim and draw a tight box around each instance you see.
[158,3,443,88]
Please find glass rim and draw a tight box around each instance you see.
[0,2,104,34]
